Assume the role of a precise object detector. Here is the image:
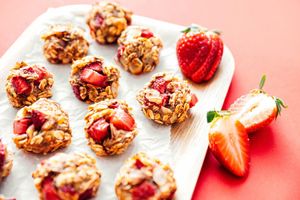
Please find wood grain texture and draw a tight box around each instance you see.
[171,47,235,199]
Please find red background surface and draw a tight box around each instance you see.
[1,0,300,199]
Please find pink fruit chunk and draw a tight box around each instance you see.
[88,119,110,143]
[0,141,5,170]
[31,110,47,131]
[141,29,154,38]
[94,14,104,27]
[11,76,32,95]
[86,62,103,72]
[110,108,135,131]
[189,93,198,108]
[72,85,82,100]
[80,68,108,87]
[42,177,60,200]
[134,159,145,169]
[151,78,169,94]
[132,181,156,200]
[13,118,32,135]
[79,188,94,200]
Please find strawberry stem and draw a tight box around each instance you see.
[275,97,287,117]
[259,74,266,90]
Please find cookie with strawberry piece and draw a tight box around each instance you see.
[86,1,132,44]
[229,75,287,132]
[115,152,177,200]
[117,26,163,74]
[6,62,54,108]
[207,111,250,177]
[0,139,13,181]
[69,56,120,104]
[13,98,72,154]
[84,99,137,156]
[32,153,101,200]
[137,72,198,125]
[176,26,224,83]
[42,24,89,64]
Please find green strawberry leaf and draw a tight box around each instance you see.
[259,74,266,90]
[181,27,191,33]
[207,110,231,123]
[275,97,287,117]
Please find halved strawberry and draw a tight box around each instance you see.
[189,93,198,108]
[13,118,32,135]
[42,177,60,200]
[11,76,32,95]
[207,111,250,177]
[110,108,135,131]
[141,29,154,38]
[31,110,47,131]
[88,118,110,143]
[151,77,169,94]
[80,68,107,87]
[229,75,287,132]
[132,181,156,200]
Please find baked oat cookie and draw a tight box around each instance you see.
[12,98,71,154]
[137,72,198,125]
[32,153,101,200]
[0,139,13,181]
[69,56,120,103]
[115,152,177,200]
[86,1,132,44]
[42,24,89,64]
[84,99,137,156]
[117,26,163,75]
[5,62,54,108]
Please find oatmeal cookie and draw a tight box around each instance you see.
[0,139,13,181]
[5,62,54,108]
[137,72,198,125]
[42,24,89,64]
[86,1,132,44]
[115,152,177,200]
[84,99,137,156]
[69,56,120,103]
[12,98,72,154]
[32,153,101,200]
[117,26,163,74]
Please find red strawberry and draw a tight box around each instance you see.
[189,93,198,108]
[141,29,154,38]
[31,110,47,131]
[110,108,135,131]
[176,26,224,83]
[134,159,145,169]
[0,140,5,170]
[72,85,82,100]
[117,46,125,60]
[11,76,32,95]
[229,75,287,133]
[42,177,60,200]
[207,111,250,177]
[23,65,48,83]
[132,181,156,200]
[80,68,107,87]
[151,77,169,93]
[13,118,32,135]
[88,118,110,143]
[86,62,103,72]
[94,14,104,27]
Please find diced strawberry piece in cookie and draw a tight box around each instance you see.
[42,177,60,200]
[117,46,125,60]
[72,85,82,100]
[110,108,135,131]
[109,101,119,109]
[79,188,93,200]
[135,159,145,169]
[80,68,107,87]
[151,78,169,94]
[94,14,104,27]
[161,94,169,107]
[88,119,110,143]
[0,141,5,170]
[11,76,32,95]
[86,62,103,72]
[141,29,154,38]
[189,93,198,108]
[132,181,156,200]
[13,118,32,135]
[61,185,76,195]
[31,110,47,131]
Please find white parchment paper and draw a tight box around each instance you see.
[0,5,184,200]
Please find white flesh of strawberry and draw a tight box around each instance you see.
[230,93,276,130]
